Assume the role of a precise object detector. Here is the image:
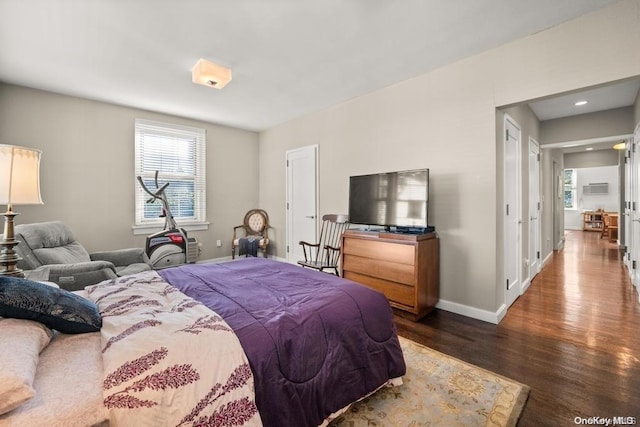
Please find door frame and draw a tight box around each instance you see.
[285,144,319,264]
[631,125,640,291]
[504,114,522,309]
[528,137,541,286]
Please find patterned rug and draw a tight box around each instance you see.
[330,336,530,427]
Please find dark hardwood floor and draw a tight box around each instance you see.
[395,230,640,426]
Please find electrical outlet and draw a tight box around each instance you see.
[216,239,222,247]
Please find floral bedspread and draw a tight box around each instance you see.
[86,271,262,427]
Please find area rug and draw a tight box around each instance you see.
[330,336,530,427]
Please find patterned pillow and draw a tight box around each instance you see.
[0,276,102,334]
[0,318,53,415]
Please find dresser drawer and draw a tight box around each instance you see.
[343,238,415,266]
[344,271,415,308]
[343,254,415,285]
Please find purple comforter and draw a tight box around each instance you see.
[160,258,406,427]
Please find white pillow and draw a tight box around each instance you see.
[0,318,53,415]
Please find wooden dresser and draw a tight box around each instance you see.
[340,229,439,321]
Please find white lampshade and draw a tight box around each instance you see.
[0,144,43,206]
[192,58,232,89]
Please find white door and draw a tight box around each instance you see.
[286,145,318,264]
[624,138,632,272]
[504,115,521,308]
[528,138,541,282]
[632,126,640,289]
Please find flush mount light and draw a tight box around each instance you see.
[585,147,594,151]
[192,58,232,89]
[613,142,626,150]
[574,100,588,106]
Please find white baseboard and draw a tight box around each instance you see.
[435,299,504,324]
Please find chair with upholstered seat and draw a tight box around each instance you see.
[12,221,152,291]
[298,214,350,276]
[232,209,270,259]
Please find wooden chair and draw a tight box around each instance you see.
[607,214,619,243]
[232,209,270,259]
[601,213,610,239]
[298,214,350,276]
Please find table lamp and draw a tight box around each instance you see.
[0,144,43,277]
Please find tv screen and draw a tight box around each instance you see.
[349,168,429,229]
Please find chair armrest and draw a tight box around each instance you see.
[90,248,150,267]
[233,225,245,240]
[24,261,118,291]
[324,245,342,264]
[298,241,320,248]
[298,241,320,262]
[324,244,341,253]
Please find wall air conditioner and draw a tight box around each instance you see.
[583,182,608,195]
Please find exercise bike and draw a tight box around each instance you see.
[137,171,191,269]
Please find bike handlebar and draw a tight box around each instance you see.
[137,176,169,200]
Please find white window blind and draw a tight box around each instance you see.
[134,119,206,229]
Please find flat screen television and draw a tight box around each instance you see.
[349,168,429,232]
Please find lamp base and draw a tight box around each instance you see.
[0,207,25,278]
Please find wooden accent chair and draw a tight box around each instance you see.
[606,214,619,243]
[601,213,610,239]
[601,213,619,242]
[232,209,270,259]
[298,214,350,276]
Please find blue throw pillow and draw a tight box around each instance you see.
[0,276,101,334]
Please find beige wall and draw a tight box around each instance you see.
[564,150,620,168]
[635,87,640,127]
[541,107,634,144]
[0,84,259,260]
[258,0,640,319]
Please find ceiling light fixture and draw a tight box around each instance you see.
[613,142,626,150]
[574,100,588,106]
[585,147,594,151]
[192,58,232,89]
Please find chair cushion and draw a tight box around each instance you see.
[233,238,267,246]
[33,242,92,265]
[115,263,152,277]
[15,221,91,268]
[247,213,266,233]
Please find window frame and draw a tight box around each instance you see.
[563,168,577,210]
[133,119,208,235]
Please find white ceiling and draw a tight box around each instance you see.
[0,0,624,132]
[529,78,640,121]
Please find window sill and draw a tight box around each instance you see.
[132,222,210,236]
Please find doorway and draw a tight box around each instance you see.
[528,138,541,283]
[504,114,522,308]
[285,145,318,264]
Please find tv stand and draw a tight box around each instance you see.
[341,229,439,321]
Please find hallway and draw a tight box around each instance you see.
[395,230,640,426]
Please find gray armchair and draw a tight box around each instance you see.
[11,221,151,291]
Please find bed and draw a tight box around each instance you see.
[0,257,406,427]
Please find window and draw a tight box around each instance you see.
[134,119,207,233]
[563,168,577,209]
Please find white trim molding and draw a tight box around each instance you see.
[436,299,507,324]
